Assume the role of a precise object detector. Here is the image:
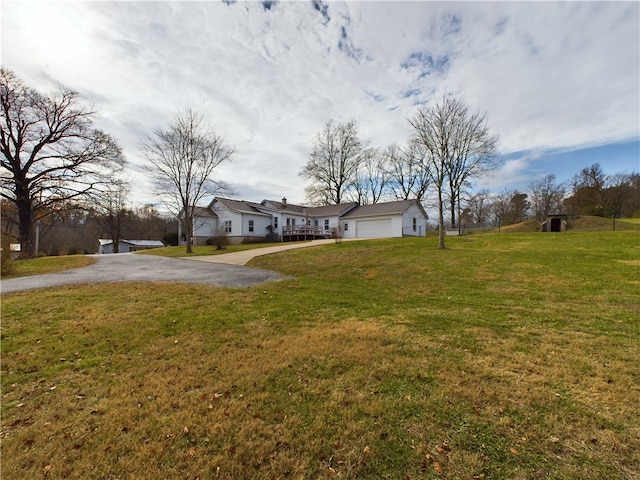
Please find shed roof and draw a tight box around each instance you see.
[98,239,165,247]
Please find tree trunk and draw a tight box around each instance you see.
[16,192,34,258]
[185,215,193,254]
[449,195,456,229]
[438,186,446,250]
[110,214,122,254]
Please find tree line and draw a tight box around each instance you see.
[459,167,639,229]
[1,199,176,256]
[2,68,638,257]
[301,95,499,249]
[1,69,233,257]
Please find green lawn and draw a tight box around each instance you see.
[1,232,639,479]
[0,254,95,279]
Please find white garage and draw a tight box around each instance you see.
[340,200,429,239]
[356,218,393,238]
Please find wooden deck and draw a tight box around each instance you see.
[282,225,335,241]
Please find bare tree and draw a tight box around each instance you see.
[353,147,390,205]
[92,178,130,253]
[300,119,363,205]
[0,68,125,258]
[464,188,491,225]
[604,173,635,220]
[487,189,529,227]
[565,163,607,215]
[140,109,233,254]
[409,95,497,249]
[387,143,431,201]
[444,100,498,229]
[619,173,640,218]
[529,174,566,221]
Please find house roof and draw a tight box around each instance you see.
[203,196,427,221]
[193,206,217,217]
[213,198,271,217]
[261,199,307,215]
[305,202,359,217]
[341,199,425,218]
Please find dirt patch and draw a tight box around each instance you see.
[617,259,640,266]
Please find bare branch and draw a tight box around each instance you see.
[140,108,233,253]
[0,68,125,257]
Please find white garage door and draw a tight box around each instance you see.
[356,219,392,238]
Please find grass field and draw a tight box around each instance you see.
[0,255,95,279]
[1,231,639,479]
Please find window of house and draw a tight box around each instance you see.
[248,220,254,232]
[324,219,329,230]
[286,218,290,226]
[344,223,348,231]
[314,219,318,226]
[292,219,296,226]
[274,217,278,229]
[224,220,232,233]
[413,218,417,232]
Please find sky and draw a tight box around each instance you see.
[2,0,639,209]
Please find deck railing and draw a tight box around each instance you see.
[282,225,335,237]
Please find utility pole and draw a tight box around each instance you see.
[34,221,41,256]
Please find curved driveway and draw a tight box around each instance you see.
[0,252,288,294]
[0,240,343,294]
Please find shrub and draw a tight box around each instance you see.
[208,227,229,250]
[1,236,15,275]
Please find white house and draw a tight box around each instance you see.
[98,239,165,254]
[181,197,428,245]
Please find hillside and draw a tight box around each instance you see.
[494,215,640,233]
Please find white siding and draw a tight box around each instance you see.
[211,203,243,238]
[243,214,271,238]
[193,216,217,239]
[402,204,428,237]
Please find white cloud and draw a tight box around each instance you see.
[2,1,638,207]
[478,153,542,191]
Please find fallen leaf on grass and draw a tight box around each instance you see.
[510,447,519,455]
[363,445,370,454]
[433,462,444,474]
[42,465,52,474]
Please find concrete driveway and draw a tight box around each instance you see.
[0,253,288,294]
[184,239,337,265]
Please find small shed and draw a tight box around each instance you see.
[541,214,570,232]
[98,239,165,254]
